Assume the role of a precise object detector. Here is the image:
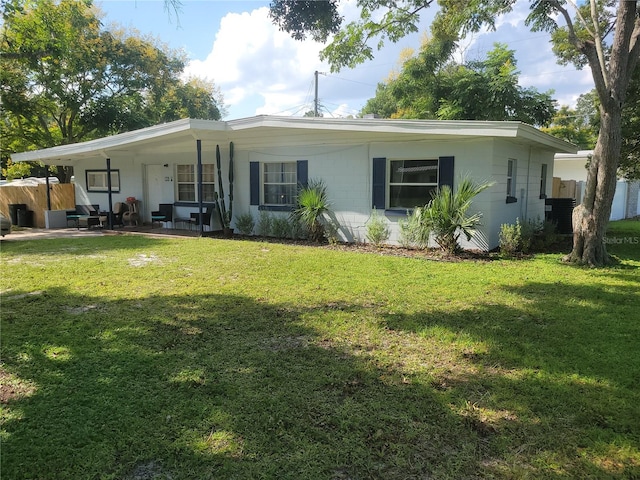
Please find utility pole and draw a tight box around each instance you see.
[314,70,319,117]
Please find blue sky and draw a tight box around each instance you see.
[97,0,594,120]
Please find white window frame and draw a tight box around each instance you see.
[388,158,439,209]
[86,169,120,192]
[262,162,297,206]
[540,163,548,198]
[175,164,216,202]
[507,159,517,198]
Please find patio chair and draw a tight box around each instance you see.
[188,206,214,231]
[150,203,173,228]
[99,202,127,228]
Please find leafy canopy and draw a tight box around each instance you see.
[1,0,224,178]
[362,41,556,126]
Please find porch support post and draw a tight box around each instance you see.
[197,139,203,236]
[106,157,113,229]
[45,175,52,211]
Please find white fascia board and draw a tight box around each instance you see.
[555,149,593,160]
[230,116,576,153]
[228,115,524,137]
[515,124,577,154]
[11,118,227,163]
[11,115,576,162]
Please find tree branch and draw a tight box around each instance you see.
[589,0,609,89]
[552,0,608,97]
[629,18,640,76]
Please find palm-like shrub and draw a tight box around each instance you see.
[398,210,431,249]
[292,179,331,242]
[234,212,255,235]
[365,208,390,246]
[419,177,494,255]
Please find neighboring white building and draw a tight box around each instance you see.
[554,150,640,221]
[11,116,575,250]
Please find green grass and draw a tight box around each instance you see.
[1,221,639,479]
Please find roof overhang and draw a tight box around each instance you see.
[555,149,594,161]
[10,116,577,165]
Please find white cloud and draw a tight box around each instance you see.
[184,0,594,118]
[460,1,595,108]
[184,7,331,118]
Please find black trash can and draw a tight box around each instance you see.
[545,198,575,234]
[17,209,34,227]
[8,203,27,225]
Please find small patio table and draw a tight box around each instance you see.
[67,214,82,229]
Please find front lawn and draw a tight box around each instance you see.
[1,221,639,479]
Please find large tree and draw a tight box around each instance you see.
[271,0,640,266]
[362,41,556,126]
[1,0,223,180]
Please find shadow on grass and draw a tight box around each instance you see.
[2,279,639,478]
[382,280,640,479]
[3,289,485,480]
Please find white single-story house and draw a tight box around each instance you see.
[554,150,640,221]
[11,116,576,250]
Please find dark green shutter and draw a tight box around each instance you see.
[250,162,259,205]
[438,156,454,189]
[372,157,386,209]
[297,160,308,187]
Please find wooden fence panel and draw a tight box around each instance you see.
[0,183,75,228]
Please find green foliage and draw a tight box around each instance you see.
[360,82,399,119]
[499,219,523,256]
[0,0,223,166]
[234,212,255,236]
[365,209,390,246]
[365,42,556,125]
[324,219,340,245]
[2,159,37,180]
[620,66,640,180]
[2,225,639,478]
[398,210,431,250]
[418,177,494,255]
[546,76,639,181]
[542,104,598,150]
[271,215,291,239]
[257,211,273,237]
[269,0,341,43]
[292,178,332,242]
[500,217,559,255]
[288,215,307,240]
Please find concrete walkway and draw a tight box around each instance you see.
[1,226,207,242]
[1,227,105,241]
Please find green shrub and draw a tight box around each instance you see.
[365,209,390,246]
[324,219,340,245]
[292,178,332,242]
[500,217,559,255]
[271,216,291,239]
[419,177,494,254]
[499,219,522,256]
[398,210,431,249]
[542,219,559,247]
[289,216,307,240]
[257,211,273,236]
[234,212,255,235]
[520,218,535,253]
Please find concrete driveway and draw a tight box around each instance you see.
[1,228,105,241]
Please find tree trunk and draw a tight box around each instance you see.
[564,104,621,266]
